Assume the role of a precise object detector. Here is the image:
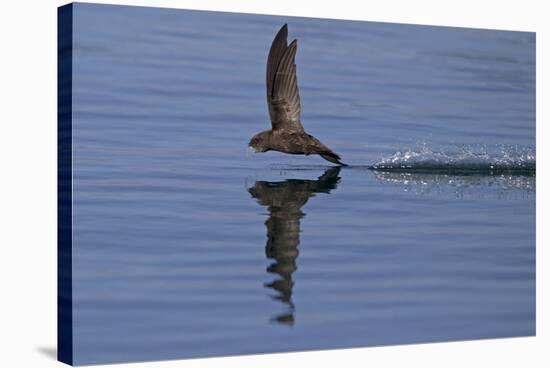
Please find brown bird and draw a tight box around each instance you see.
[248,24,347,166]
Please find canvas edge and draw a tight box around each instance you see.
[58,3,74,366]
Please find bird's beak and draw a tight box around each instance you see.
[247,145,257,155]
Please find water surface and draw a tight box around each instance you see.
[70,3,535,365]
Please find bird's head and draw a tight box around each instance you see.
[248,131,270,153]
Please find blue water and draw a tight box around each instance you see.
[69,3,535,365]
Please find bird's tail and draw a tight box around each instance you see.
[320,151,347,166]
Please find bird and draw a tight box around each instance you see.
[248,24,347,166]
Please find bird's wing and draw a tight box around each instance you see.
[266,24,288,107]
[266,26,304,132]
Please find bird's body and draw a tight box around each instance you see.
[249,24,346,166]
[250,129,344,164]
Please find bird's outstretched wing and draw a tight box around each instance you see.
[266,24,304,132]
[266,24,288,107]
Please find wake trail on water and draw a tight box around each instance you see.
[370,143,535,175]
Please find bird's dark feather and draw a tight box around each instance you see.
[267,27,303,132]
[320,152,347,166]
[266,24,288,103]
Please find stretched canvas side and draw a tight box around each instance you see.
[58,3,74,366]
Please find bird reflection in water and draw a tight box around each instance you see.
[248,167,341,325]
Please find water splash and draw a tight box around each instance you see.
[371,143,535,175]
